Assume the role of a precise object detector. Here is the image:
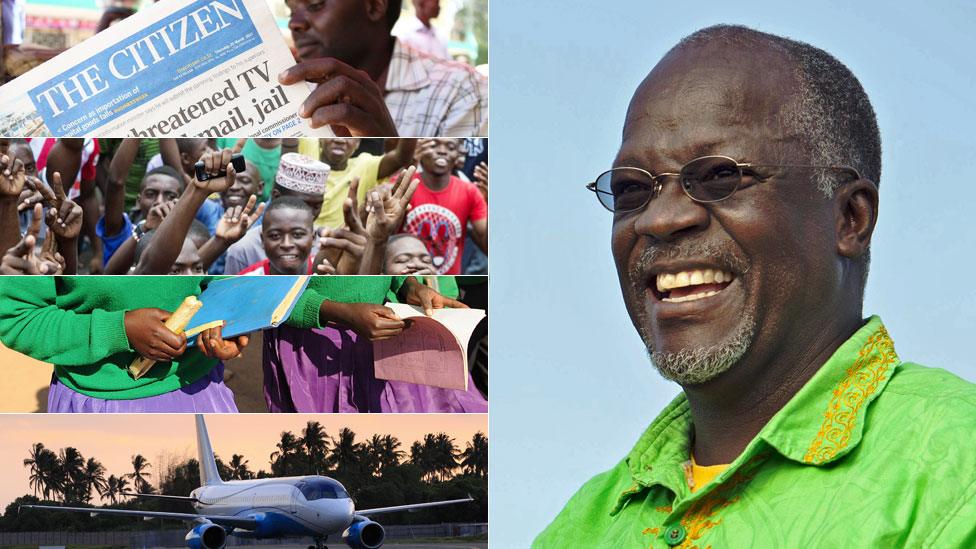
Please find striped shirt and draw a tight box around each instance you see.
[384,39,487,137]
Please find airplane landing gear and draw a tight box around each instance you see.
[310,537,328,549]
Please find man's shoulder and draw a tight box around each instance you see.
[402,40,484,84]
[882,362,976,411]
[874,361,976,434]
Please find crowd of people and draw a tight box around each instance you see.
[0,137,488,277]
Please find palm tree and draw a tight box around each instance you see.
[378,435,405,472]
[82,458,108,503]
[270,431,301,476]
[330,428,361,477]
[23,443,47,498]
[103,475,131,504]
[103,475,122,504]
[127,454,154,494]
[36,448,61,501]
[409,438,436,483]
[460,432,488,479]
[228,454,253,480]
[431,433,459,482]
[58,447,86,503]
[301,421,329,474]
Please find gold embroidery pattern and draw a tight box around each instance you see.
[803,326,897,464]
[672,454,766,549]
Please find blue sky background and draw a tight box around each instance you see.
[490,1,976,545]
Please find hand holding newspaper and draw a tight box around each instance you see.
[0,0,332,137]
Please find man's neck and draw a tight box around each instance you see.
[684,312,864,466]
[418,15,433,29]
[357,36,397,85]
[421,171,451,191]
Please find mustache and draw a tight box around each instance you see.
[629,241,749,283]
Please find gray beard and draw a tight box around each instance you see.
[639,313,756,385]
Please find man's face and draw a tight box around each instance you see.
[286,0,369,64]
[419,139,460,176]
[181,140,211,175]
[9,144,36,176]
[385,236,435,274]
[611,43,840,385]
[223,163,262,209]
[170,238,205,275]
[262,207,315,274]
[320,138,359,168]
[138,174,182,214]
[415,0,440,20]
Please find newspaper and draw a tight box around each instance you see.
[0,0,331,137]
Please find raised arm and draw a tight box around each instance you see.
[104,138,141,237]
[377,139,418,179]
[0,155,26,253]
[136,150,236,275]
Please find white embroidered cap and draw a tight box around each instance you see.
[275,153,330,195]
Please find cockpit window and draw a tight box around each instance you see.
[297,478,350,500]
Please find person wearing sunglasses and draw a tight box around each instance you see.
[535,25,976,548]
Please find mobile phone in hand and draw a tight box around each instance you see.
[195,153,246,182]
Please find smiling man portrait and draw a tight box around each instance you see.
[533,25,976,548]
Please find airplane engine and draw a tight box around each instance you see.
[342,517,385,549]
[185,520,227,549]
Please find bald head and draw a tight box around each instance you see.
[627,25,881,195]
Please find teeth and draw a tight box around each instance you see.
[656,268,735,292]
[662,290,719,303]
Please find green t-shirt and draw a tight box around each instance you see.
[534,316,976,548]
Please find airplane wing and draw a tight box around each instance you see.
[357,495,474,516]
[19,504,258,530]
[121,492,199,502]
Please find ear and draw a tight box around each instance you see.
[364,0,388,25]
[834,178,879,260]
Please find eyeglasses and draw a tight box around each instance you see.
[585,155,861,213]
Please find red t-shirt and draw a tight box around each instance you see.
[239,257,315,275]
[403,175,488,275]
[29,138,100,200]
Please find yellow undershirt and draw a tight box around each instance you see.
[689,456,729,493]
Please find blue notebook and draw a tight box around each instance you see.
[183,276,310,345]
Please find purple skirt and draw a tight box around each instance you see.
[47,362,238,413]
[263,325,488,413]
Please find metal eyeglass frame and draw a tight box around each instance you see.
[585,155,862,213]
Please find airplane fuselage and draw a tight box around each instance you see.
[190,476,354,539]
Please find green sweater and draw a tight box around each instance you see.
[0,276,457,400]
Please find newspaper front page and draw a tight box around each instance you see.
[0,0,331,137]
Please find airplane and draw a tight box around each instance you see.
[21,415,475,549]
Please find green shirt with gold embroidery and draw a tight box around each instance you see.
[533,316,976,548]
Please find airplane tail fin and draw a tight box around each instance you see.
[195,415,224,486]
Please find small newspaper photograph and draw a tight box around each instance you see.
[0,0,332,137]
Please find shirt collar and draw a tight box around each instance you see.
[759,315,899,464]
[614,315,900,515]
[386,39,431,93]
